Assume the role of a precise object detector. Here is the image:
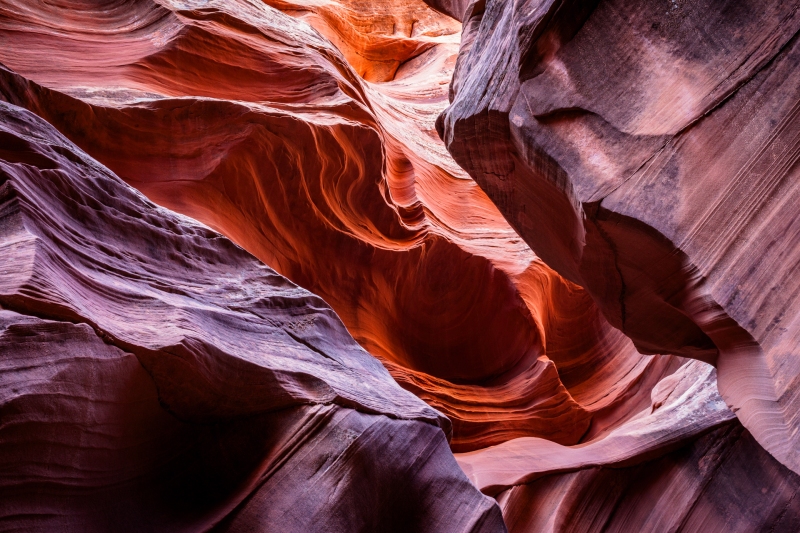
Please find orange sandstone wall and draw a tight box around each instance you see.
[0,0,662,455]
[0,0,799,531]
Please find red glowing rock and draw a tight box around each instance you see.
[0,99,503,531]
[0,0,652,456]
[2,0,798,530]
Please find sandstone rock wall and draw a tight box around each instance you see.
[437,0,800,484]
[1,0,799,530]
[0,0,663,457]
[0,98,504,531]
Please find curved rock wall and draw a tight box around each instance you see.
[438,0,800,480]
[0,0,798,531]
[0,0,662,456]
[0,100,503,531]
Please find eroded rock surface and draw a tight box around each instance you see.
[1,0,798,531]
[0,0,665,457]
[0,100,503,531]
[438,0,800,477]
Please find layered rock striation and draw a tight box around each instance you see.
[437,0,800,483]
[1,0,799,531]
[0,0,665,457]
[0,99,504,531]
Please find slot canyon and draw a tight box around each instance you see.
[0,0,798,531]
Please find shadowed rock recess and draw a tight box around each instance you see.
[0,0,798,531]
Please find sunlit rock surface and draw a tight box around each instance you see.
[0,0,799,531]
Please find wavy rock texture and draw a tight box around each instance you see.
[0,0,669,457]
[495,423,800,533]
[438,0,800,478]
[1,0,798,531]
[0,100,505,531]
[459,362,800,532]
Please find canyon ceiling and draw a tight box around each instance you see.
[0,0,799,531]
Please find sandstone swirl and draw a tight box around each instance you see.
[1,0,799,531]
[0,99,505,531]
[0,0,663,456]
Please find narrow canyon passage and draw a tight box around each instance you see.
[0,0,799,531]
[0,0,666,454]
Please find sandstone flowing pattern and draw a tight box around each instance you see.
[0,99,505,531]
[0,0,798,531]
[0,0,658,455]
